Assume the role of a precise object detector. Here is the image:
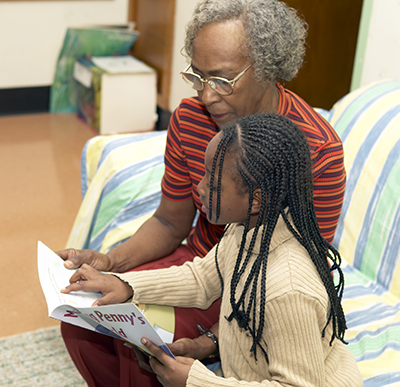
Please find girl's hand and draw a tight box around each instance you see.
[142,337,195,387]
[60,264,133,306]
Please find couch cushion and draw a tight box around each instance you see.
[322,79,400,386]
[329,79,400,298]
[341,261,400,386]
[67,130,167,253]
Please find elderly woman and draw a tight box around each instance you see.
[59,0,346,386]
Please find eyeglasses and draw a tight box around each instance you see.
[181,63,253,96]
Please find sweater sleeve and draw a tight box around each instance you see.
[186,292,331,387]
[113,243,223,309]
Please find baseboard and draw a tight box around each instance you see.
[0,86,50,116]
[0,86,172,131]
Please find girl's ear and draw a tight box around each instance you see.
[251,188,262,215]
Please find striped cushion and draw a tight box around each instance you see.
[325,79,400,386]
[341,262,400,386]
[67,130,167,253]
[330,79,400,296]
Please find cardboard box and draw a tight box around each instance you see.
[73,56,157,134]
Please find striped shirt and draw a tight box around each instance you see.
[161,83,346,256]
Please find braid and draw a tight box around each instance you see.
[210,113,347,362]
[209,129,234,222]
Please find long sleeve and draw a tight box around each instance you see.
[186,291,361,387]
[113,242,224,309]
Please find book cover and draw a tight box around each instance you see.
[37,241,174,357]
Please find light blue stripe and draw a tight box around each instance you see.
[88,192,162,251]
[81,138,98,199]
[352,341,400,363]
[332,81,400,140]
[333,105,400,252]
[340,264,371,287]
[81,131,166,198]
[90,190,161,245]
[378,202,400,290]
[347,322,400,343]
[364,372,400,387]
[89,193,161,251]
[353,135,400,272]
[86,157,164,244]
[99,155,164,198]
[342,282,387,300]
[345,301,400,328]
[97,131,166,169]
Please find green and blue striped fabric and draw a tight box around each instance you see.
[66,130,167,253]
[323,79,400,385]
[330,79,400,296]
[67,79,400,385]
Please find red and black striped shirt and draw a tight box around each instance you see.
[161,83,346,256]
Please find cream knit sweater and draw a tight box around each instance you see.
[116,216,362,386]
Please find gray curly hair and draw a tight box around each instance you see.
[184,0,308,83]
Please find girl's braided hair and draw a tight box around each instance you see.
[209,113,347,361]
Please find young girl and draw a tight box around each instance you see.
[63,113,362,386]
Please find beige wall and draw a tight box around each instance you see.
[0,0,129,89]
[169,0,198,111]
[361,0,400,86]
[352,0,400,90]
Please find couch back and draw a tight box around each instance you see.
[325,79,400,297]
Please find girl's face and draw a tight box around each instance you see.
[198,132,257,226]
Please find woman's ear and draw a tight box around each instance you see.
[251,188,262,215]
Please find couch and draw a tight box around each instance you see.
[67,79,400,386]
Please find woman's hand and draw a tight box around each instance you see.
[57,248,112,271]
[60,264,133,306]
[169,323,220,360]
[142,337,195,387]
[168,337,201,358]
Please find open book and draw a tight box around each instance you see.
[37,241,175,358]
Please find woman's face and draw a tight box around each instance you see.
[197,132,250,226]
[191,20,278,128]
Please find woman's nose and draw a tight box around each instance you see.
[199,83,221,106]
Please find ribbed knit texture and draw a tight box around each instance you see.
[116,216,362,386]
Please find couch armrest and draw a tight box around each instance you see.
[67,130,167,253]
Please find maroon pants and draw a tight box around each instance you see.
[61,245,221,387]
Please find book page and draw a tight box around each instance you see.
[37,241,100,315]
[37,241,175,357]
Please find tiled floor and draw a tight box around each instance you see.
[0,113,95,337]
